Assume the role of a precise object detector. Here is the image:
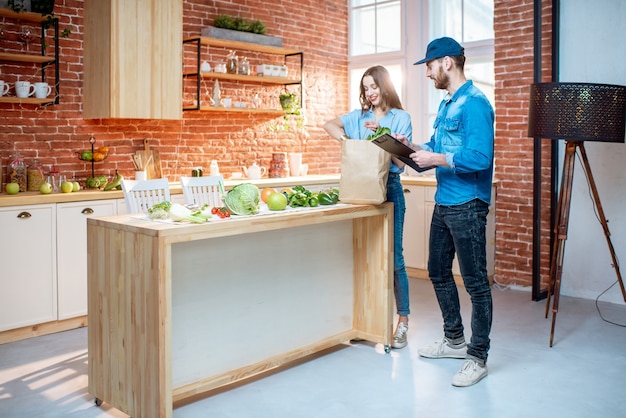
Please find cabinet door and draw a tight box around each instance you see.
[0,204,56,331]
[402,185,427,269]
[83,0,182,119]
[56,200,117,320]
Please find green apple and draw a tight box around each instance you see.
[61,181,74,193]
[40,182,53,194]
[5,182,19,195]
[72,181,80,192]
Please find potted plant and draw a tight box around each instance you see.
[273,92,305,131]
[201,14,283,47]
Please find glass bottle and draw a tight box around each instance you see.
[8,153,27,192]
[212,79,221,107]
[27,158,44,191]
[238,56,250,76]
[226,50,238,74]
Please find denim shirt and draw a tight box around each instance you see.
[339,107,413,174]
[421,80,494,206]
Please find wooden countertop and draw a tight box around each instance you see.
[0,174,441,207]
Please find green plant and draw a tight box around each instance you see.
[274,92,306,131]
[213,14,267,35]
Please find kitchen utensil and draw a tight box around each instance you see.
[242,162,266,180]
[136,139,162,179]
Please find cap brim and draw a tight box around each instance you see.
[414,57,429,65]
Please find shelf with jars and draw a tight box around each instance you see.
[182,36,303,113]
[0,8,59,105]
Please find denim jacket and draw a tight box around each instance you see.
[421,80,494,206]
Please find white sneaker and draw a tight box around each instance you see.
[417,337,467,359]
[391,322,408,349]
[451,359,488,387]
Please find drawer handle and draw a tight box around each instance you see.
[403,188,411,194]
[82,208,94,215]
[17,211,32,219]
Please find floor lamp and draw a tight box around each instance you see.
[528,82,626,347]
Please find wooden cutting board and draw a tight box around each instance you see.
[137,139,162,179]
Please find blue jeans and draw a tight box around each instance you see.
[428,199,492,362]
[387,173,410,317]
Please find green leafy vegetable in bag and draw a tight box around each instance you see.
[365,126,391,141]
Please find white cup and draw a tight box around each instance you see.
[135,171,147,181]
[299,164,309,176]
[222,97,232,108]
[15,81,35,98]
[34,82,52,99]
[0,81,9,97]
[289,152,302,177]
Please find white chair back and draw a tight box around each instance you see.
[121,178,171,214]
[180,175,224,207]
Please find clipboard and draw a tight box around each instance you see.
[371,134,435,173]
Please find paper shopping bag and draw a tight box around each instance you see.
[339,139,391,204]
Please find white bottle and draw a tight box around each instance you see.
[212,80,221,107]
[210,160,220,176]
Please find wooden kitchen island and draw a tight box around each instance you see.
[87,203,393,418]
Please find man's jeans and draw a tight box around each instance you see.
[428,199,492,362]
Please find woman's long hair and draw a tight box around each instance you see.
[359,65,404,112]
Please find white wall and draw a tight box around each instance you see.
[560,0,626,304]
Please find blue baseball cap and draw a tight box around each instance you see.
[414,37,464,65]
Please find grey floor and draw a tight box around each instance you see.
[1,278,625,418]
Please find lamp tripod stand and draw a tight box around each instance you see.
[545,140,626,346]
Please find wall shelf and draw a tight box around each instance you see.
[183,36,303,113]
[0,8,59,105]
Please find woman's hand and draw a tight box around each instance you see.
[363,120,379,132]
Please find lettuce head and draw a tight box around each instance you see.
[224,183,261,215]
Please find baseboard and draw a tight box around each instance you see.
[0,316,88,344]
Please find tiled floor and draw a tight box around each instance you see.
[1,278,625,418]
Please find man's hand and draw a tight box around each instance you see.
[412,150,448,168]
[393,133,420,151]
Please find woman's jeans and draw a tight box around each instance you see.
[386,173,410,317]
[428,199,492,362]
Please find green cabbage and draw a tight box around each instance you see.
[224,183,261,215]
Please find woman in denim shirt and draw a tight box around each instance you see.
[401,37,495,387]
[324,65,413,349]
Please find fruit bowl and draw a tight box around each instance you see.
[77,146,109,162]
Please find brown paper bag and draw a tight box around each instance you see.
[339,139,391,204]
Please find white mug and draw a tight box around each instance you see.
[34,82,52,99]
[15,81,35,98]
[222,97,232,108]
[0,81,9,97]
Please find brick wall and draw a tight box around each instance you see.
[493,0,553,288]
[0,0,348,184]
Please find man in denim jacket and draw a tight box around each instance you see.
[400,37,495,387]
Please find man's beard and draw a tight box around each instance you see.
[432,67,449,90]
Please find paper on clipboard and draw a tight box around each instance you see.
[370,134,435,173]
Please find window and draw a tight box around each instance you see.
[348,0,494,146]
[350,0,402,56]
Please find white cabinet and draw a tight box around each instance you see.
[402,185,426,270]
[0,204,57,332]
[403,181,496,282]
[56,200,117,320]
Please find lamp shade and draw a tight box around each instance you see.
[528,82,626,143]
